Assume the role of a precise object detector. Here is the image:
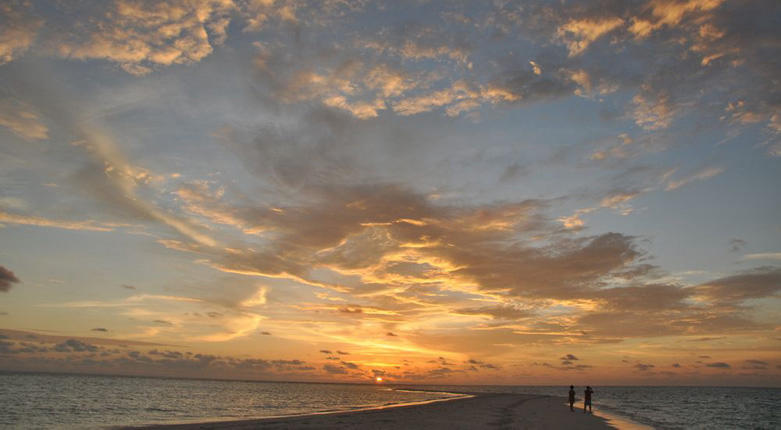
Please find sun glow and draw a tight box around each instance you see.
[375,377,383,383]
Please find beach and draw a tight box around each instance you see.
[126,394,619,429]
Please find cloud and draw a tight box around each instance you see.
[705,362,730,368]
[148,349,183,359]
[240,286,268,307]
[0,210,116,232]
[338,305,363,314]
[359,28,470,64]
[457,232,644,299]
[341,361,359,370]
[629,0,725,38]
[562,364,593,371]
[0,265,20,292]
[0,0,775,154]
[241,0,297,31]
[556,17,624,56]
[596,284,689,311]
[0,98,48,140]
[632,91,678,131]
[91,328,109,332]
[693,267,781,305]
[600,191,641,210]
[54,339,99,353]
[634,363,655,371]
[52,0,235,75]
[426,367,455,378]
[46,294,204,308]
[742,359,768,370]
[741,253,781,261]
[729,238,747,253]
[2,337,317,380]
[665,166,724,191]
[322,363,348,374]
[191,178,659,314]
[159,173,776,344]
[688,337,722,342]
[197,313,263,342]
[467,359,498,370]
[1,0,777,384]
[558,188,642,230]
[0,0,42,65]
[390,81,520,117]
[456,306,532,321]
[63,121,217,247]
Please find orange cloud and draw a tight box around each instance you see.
[54,0,235,75]
[556,17,624,56]
[0,210,115,232]
[0,98,48,140]
[629,0,724,39]
[665,166,724,190]
[0,1,42,64]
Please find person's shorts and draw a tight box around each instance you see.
[584,399,591,405]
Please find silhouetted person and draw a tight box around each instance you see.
[583,386,594,413]
[568,385,576,411]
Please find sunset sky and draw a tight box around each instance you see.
[0,0,779,386]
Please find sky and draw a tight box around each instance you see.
[0,0,779,386]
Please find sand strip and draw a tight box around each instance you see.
[124,393,618,429]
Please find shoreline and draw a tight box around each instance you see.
[125,391,474,428]
[122,393,629,429]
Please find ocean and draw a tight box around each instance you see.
[1,372,778,429]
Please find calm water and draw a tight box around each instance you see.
[0,372,462,429]
[1,372,779,429]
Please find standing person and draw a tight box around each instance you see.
[568,385,576,411]
[583,386,594,413]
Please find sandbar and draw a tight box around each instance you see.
[125,393,621,429]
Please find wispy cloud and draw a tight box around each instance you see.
[0,210,115,232]
[740,253,781,261]
[0,98,48,140]
[665,167,724,190]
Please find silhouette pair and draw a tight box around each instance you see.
[568,385,594,413]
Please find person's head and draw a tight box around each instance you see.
[586,386,591,389]
[570,385,574,389]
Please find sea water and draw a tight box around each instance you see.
[0,372,461,429]
[1,372,779,429]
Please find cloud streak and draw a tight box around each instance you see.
[0,265,20,292]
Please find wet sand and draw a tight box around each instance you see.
[126,393,618,429]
